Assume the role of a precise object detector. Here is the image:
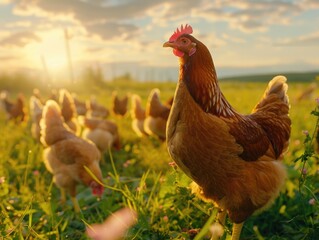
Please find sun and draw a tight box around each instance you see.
[26,29,70,74]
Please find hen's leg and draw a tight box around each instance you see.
[71,196,81,213]
[231,222,244,240]
[60,188,66,203]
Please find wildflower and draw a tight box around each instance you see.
[309,198,316,205]
[86,207,138,240]
[123,162,129,168]
[210,222,224,238]
[315,98,319,105]
[163,216,169,222]
[302,130,309,136]
[168,162,177,167]
[33,170,40,176]
[0,176,5,184]
[302,168,307,175]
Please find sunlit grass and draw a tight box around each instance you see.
[0,78,318,239]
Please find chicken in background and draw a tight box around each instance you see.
[32,88,45,104]
[72,93,87,116]
[144,88,171,140]
[130,94,148,137]
[0,91,26,122]
[163,24,291,240]
[112,91,128,117]
[29,95,43,140]
[80,117,121,153]
[59,89,80,135]
[49,89,59,102]
[40,100,104,212]
[86,97,110,119]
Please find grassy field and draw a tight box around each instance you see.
[0,74,319,239]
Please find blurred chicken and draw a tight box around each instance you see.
[49,89,59,102]
[29,96,43,140]
[112,91,128,117]
[72,93,87,116]
[80,117,121,153]
[32,88,45,104]
[164,24,291,240]
[144,89,171,140]
[40,100,104,212]
[0,91,26,122]
[59,89,80,135]
[86,97,110,119]
[130,94,148,137]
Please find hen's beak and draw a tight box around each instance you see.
[163,41,175,48]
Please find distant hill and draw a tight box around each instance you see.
[220,71,319,82]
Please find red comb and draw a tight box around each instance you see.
[169,24,193,42]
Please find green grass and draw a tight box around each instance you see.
[0,76,319,239]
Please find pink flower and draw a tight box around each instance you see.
[86,208,138,240]
[163,216,169,222]
[309,198,316,205]
[210,222,224,238]
[302,168,307,175]
[302,130,309,136]
[168,162,177,167]
[315,98,319,105]
[33,170,40,176]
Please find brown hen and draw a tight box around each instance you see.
[40,100,104,212]
[163,24,291,240]
[144,88,171,140]
[29,95,43,140]
[112,91,128,117]
[0,91,26,122]
[130,94,148,137]
[80,116,121,153]
[86,97,110,119]
[59,89,80,135]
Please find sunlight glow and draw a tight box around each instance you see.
[26,30,69,74]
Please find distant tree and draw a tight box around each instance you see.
[81,65,105,87]
[113,72,133,82]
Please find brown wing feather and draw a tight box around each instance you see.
[227,116,270,161]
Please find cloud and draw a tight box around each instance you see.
[196,0,302,32]
[0,31,41,47]
[275,32,319,46]
[10,0,165,40]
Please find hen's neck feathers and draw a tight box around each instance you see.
[179,40,237,118]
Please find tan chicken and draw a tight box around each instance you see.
[40,100,104,212]
[112,91,128,117]
[80,117,121,153]
[86,97,110,119]
[49,89,59,102]
[59,89,80,135]
[144,88,171,140]
[130,94,148,137]
[29,96,43,140]
[0,91,26,122]
[163,24,291,240]
[72,93,87,116]
[32,88,45,104]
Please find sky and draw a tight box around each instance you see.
[0,0,319,82]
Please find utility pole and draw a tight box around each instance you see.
[64,28,75,83]
[41,55,52,84]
